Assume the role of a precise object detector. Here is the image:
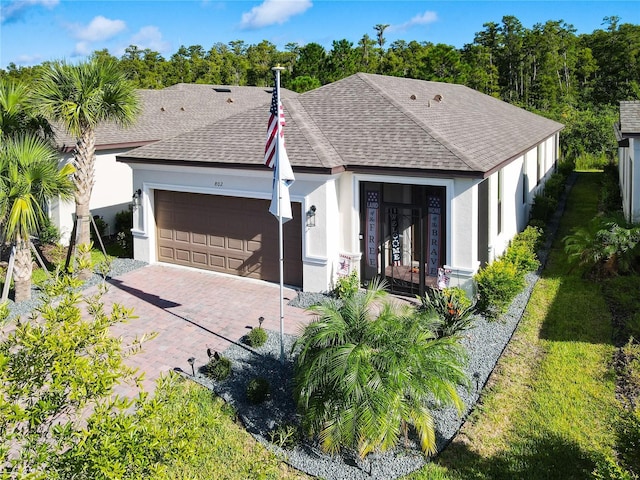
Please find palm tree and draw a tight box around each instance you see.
[0,135,75,301]
[293,280,468,458]
[0,78,53,139]
[34,59,140,275]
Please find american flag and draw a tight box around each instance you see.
[264,85,285,168]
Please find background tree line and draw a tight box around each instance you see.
[3,15,639,158]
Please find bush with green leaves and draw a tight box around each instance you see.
[334,270,359,300]
[246,377,270,404]
[564,218,640,278]
[543,172,566,200]
[530,193,559,223]
[0,273,196,479]
[268,423,300,449]
[502,242,540,274]
[417,287,476,339]
[37,216,61,244]
[114,207,134,257]
[474,258,524,321]
[246,326,268,347]
[200,355,232,381]
[293,279,468,458]
[511,225,544,254]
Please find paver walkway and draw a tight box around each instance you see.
[89,264,312,396]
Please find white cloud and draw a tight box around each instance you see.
[240,0,312,30]
[14,53,44,65]
[72,41,91,57]
[1,0,59,24]
[388,10,438,33]
[73,15,126,42]
[128,26,171,53]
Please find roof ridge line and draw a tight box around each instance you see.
[356,73,484,172]
[285,96,343,169]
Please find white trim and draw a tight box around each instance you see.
[353,173,455,268]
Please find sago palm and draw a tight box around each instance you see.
[34,59,140,275]
[293,279,468,458]
[0,135,74,301]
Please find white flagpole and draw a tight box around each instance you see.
[273,65,286,363]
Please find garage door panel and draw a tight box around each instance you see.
[156,190,302,286]
[209,235,225,248]
[192,252,207,265]
[175,249,190,262]
[175,231,189,242]
[227,238,244,251]
[209,254,225,268]
[192,233,207,245]
[159,228,173,240]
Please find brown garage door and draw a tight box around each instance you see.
[156,190,303,286]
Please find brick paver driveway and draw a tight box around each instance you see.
[93,264,312,396]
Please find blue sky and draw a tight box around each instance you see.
[1,0,639,69]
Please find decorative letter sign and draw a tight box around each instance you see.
[390,208,401,266]
[366,191,379,268]
[427,195,442,276]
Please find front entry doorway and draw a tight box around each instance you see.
[361,184,445,297]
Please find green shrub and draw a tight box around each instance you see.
[90,215,108,245]
[475,259,524,321]
[200,356,232,381]
[600,165,622,215]
[335,270,359,299]
[617,405,640,477]
[512,225,544,254]
[530,193,558,223]
[37,216,61,244]
[114,207,134,258]
[528,218,547,233]
[418,287,476,338]
[503,242,540,273]
[246,327,268,347]
[592,454,636,480]
[268,423,300,449]
[246,377,270,404]
[575,152,610,171]
[557,158,575,177]
[543,173,566,199]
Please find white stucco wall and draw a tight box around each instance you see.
[50,148,134,244]
[487,134,559,261]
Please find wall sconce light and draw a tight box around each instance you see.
[132,188,142,209]
[306,205,317,227]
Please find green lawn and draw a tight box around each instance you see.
[410,172,622,479]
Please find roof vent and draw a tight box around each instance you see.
[160,107,165,111]
[433,94,443,102]
[410,94,417,100]
[227,98,234,103]
[180,107,185,111]
[213,87,232,93]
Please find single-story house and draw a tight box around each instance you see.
[49,83,279,242]
[615,100,640,224]
[116,73,563,297]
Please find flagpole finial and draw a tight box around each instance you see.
[272,65,285,72]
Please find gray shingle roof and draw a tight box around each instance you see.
[118,73,564,177]
[53,83,281,150]
[620,101,640,134]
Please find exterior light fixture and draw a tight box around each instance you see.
[132,188,142,209]
[258,316,264,328]
[187,357,196,376]
[306,205,317,227]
